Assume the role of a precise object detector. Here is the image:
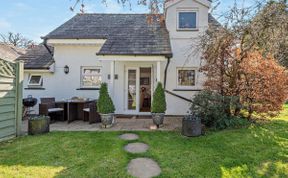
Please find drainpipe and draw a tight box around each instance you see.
[164,57,170,89]
[163,57,197,103]
[43,38,52,55]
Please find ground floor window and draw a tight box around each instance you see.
[28,74,43,87]
[177,68,196,88]
[81,67,102,88]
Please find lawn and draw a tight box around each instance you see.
[0,105,287,178]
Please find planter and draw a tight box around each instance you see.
[182,115,202,137]
[100,113,114,128]
[152,113,165,128]
[28,116,50,135]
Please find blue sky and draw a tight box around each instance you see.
[0,0,254,43]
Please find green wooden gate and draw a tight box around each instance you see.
[0,58,23,142]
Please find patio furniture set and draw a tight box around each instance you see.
[38,97,100,124]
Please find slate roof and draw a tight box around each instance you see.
[16,45,54,70]
[44,14,173,57]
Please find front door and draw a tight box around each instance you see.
[126,67,139,114]
[125,66,152,114]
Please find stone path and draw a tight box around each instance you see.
[124,143,149,154]
[127,158,161,178]
[119,133,161,178]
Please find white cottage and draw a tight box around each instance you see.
[18,0,218,116]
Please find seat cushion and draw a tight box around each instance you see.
[83,108,90,112]
[48,108,64,113]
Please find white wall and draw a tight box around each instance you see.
[164,0,209,115]
[23,44,109,114]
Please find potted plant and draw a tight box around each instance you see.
[182,114,202,137]
[28,115,50,135]
[97,83,115,128]
[151,82,166,128]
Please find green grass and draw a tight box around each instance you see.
[0,105,287,178]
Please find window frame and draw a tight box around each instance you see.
[28,74,43,87]
[177,9,198,31]
[80,66,102,88]
[176,68,197,89]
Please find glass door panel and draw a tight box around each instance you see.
[128,69,137,110]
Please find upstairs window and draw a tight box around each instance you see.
[178,11,197,30]
[28,74,43,87]
[81,67,102,88]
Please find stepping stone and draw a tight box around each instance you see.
[124,142,149,153]
[119,133,139,141]
[127,158,161,178]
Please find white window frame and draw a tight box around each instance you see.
[80,66,102,88]
[28,74,43,87]
[176,68,197,89]
[177,9,199,31]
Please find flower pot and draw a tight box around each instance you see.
[182,115,202,137]
[100,113,114,128]
[151,113,165,128]
[28,116,50,135]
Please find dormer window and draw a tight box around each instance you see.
[177,11,198,30]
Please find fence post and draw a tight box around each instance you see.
[15,61,24,136]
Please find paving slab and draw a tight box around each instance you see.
[127,158,161,178]
[124,142,149,153]
[119,133,139,140]
[21,117,182,133]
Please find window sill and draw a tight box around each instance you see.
[25,88,45,90]
[177,28,199,32]
[76,88,100,90]
[173,89,202,91]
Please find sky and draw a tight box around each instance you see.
[0,0,255,43]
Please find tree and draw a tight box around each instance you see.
[0,32,35,48]
[238,51,288,118]
[197,0,288,118]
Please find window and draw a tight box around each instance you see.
[178,11,197,30]
[28,74,43,87]
[81,67,102,88]
[177,68,196,87]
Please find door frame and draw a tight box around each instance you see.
[124,64,153,115]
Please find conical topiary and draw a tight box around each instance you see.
[97,83,115,114]
[151,82,166,113]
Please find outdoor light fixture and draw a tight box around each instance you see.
[64,65,69,74]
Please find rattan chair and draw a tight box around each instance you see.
[83,101,101,124]
[39,98,64,121]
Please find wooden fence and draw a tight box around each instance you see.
[0,58,23,142]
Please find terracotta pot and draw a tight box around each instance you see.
[28,116,50,135]
[151,113,165,128]
[100,113,114,128]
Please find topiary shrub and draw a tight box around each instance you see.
[151,82,166,113]
[97,83,115,114]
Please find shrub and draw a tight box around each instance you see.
[190,90,243,130]
[151,82,166,113]
[97,83,115,114]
